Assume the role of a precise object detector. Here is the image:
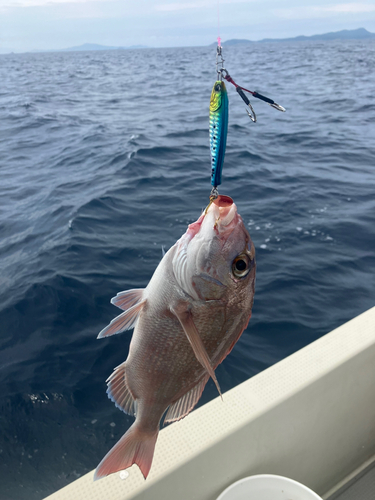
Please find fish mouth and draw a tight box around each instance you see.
[208,195,237,227]
[212,194,233,208]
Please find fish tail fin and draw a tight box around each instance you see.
[94,423,158,480]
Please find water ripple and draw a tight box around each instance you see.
[0,40,375,499]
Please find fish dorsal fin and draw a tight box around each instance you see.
[97,300,146,338]
[111,288,145,310]
[171,302,222,399]
[164,375,209,424]
[106,362,137,416]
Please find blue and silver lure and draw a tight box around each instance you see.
[208,43,285,192]
[209,80,228,189]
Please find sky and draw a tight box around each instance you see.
[1,0,375,52]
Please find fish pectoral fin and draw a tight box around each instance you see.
[171,303,222,399]
[164,375,210,424]
[106,362,137,416]
[111,288,145,311]
[97,300,146,338]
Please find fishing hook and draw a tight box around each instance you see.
[205,187,219,215]
[252,91,286,112]
[236,87,257,122]
[219,68,285,120]
[219,68,256,121]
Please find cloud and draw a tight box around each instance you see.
[324,3,375,13]
[156,0,255,12]
[273,3,375,19]
[0,0,108,8]
[156,2,197,11]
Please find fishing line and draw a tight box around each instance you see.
[208,2,285,201]
[217,0,221,48]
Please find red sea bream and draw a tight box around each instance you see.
[94,195,256,480]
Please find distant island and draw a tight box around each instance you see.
[1,28,374,55]
[36,43,149,53]
[51,28,375,53]
[57,43,148,52]
[221,27,375,46]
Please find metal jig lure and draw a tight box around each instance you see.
[208,45,229,193]
[208,43,285,196]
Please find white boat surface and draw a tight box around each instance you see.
[44,305,375,500]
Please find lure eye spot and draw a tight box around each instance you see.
[215,84,221,92]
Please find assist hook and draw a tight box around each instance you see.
[236,86,257,122]
[219,68,285,121]
[220,68,256,122]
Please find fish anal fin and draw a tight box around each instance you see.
[111,288,145,311]
[164,375,209,424]
[106,362,136,416]
[171,303,222,399]
[97,300,146,338]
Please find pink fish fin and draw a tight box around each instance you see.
[171,304,222,399]
[97,300,146,338]
[111,288,145,311]
[106,362,136,416]
[164,375,209,424]
[94,423,158,481]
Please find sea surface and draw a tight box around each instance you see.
[0,40,374,500]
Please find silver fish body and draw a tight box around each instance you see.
[95,195,256,480]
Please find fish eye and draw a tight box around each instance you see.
[232,254,251,278]
[215,84,221,92]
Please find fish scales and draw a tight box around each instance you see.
[95,195,255,480]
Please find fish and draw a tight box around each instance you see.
[94,194,256,480]
[209,80,229,188]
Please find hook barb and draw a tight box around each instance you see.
[246,103,257,122]
[252,91,286,112]
[236,87,257,122]
[269,102,286,112]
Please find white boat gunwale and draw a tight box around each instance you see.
[44,306,375,500]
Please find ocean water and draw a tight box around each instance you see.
[0,40,374,499]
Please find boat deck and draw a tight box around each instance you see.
[326,459,375,500]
